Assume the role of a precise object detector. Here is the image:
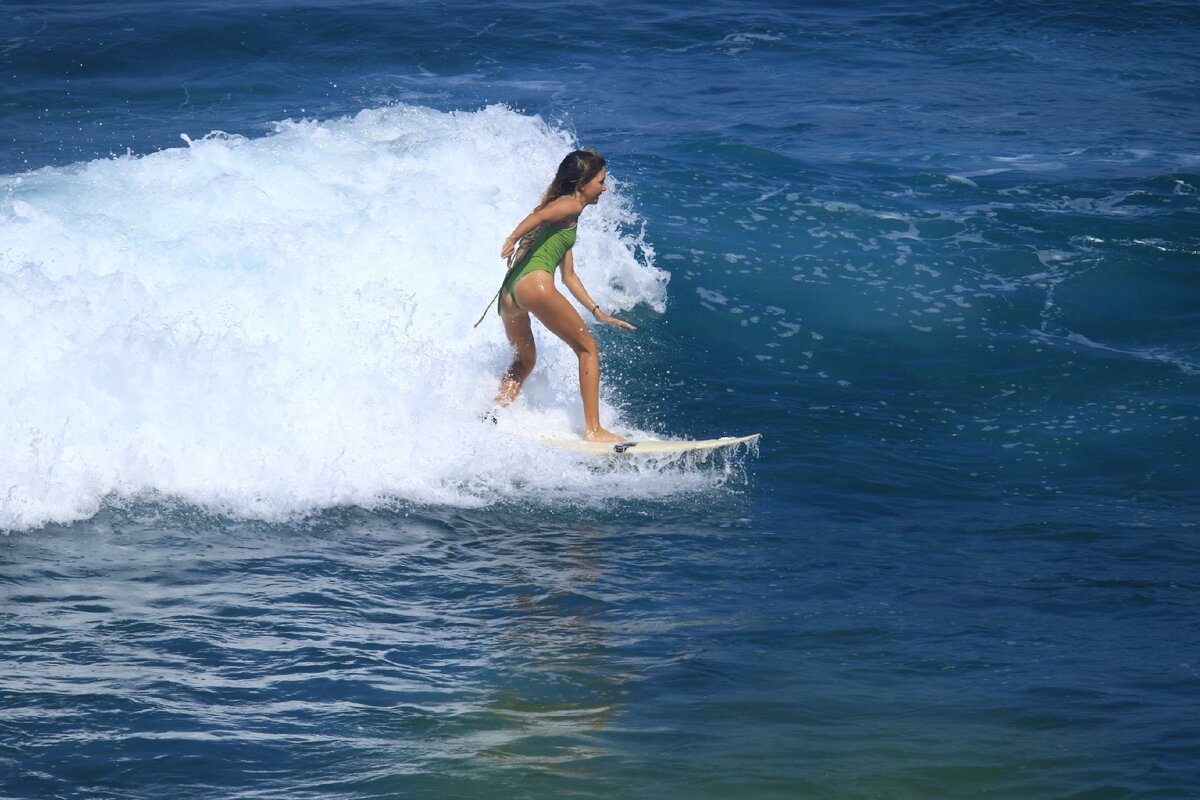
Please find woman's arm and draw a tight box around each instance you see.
[560,250,637,331]
[500,196,583,259]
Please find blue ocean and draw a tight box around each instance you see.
[3,1,1198,797]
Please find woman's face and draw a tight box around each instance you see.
[579,167,607,205]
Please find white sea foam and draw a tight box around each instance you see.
[0,104,707,532]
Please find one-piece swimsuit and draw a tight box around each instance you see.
[497,223,577,314]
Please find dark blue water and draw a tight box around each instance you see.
[3,1,1199,797]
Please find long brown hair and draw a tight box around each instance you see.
[534,149,606,211]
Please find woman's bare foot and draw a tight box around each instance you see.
[584,427,625,443]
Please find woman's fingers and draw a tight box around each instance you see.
[603,315,636,331]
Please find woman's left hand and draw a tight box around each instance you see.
[596,310,636,331]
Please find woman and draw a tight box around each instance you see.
[489,149,635,442]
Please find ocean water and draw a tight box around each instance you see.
[2,1,1198,797]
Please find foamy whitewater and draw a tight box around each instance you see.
[0,105,708,530]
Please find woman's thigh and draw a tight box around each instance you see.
[499,291,536,359]
[514,272,594,353]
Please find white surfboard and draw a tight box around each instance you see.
[538,433,760,456]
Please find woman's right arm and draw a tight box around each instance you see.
[500,213,539,260]
[500,196,582,259]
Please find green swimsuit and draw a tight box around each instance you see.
[498,223,577,313]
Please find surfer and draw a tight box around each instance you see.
[486,149,636,442]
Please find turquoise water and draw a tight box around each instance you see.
[3,1,1199,797]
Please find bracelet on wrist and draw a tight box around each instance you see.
[590,304,600,316]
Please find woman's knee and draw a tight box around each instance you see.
[517,350,537,375]
[572,332,598,359]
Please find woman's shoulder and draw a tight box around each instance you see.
[541,194,585,220]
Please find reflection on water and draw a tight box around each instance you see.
[478,524,625,768]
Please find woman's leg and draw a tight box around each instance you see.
[495,290,537,407]
[514,272,622,442]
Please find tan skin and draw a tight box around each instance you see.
[495,167,636,442]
